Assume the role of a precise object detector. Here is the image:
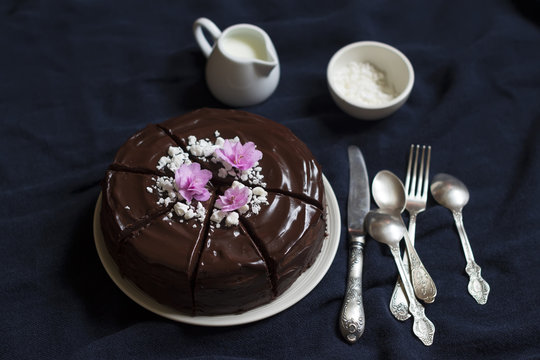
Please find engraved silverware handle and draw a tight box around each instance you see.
[390,246,435,346]
[402,223,437,303]
[389,262,411,321]
[389,213,418,321]
[452,211,490,304]
[339,235,365,343]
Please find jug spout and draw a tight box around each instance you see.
[217,24,279,76]
[253,59,278,76]
[252,35,279,76]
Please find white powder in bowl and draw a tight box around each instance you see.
[332,61,397,105]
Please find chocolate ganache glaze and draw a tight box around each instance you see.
[101,108,326,315]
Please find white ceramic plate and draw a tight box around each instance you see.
[93,175,341,326]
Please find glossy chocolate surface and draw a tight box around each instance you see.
[100,170,170,264]
[101,108,326,315]
[160,108,324,208]
[194,223,273,315]
[111,124,177,174]
[119,213,209,313]
[240,192,326,295]
[101,170,167,240]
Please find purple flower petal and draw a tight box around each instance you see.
[174,163,212,203]
[216,140,263,171]
[215,186,250,212]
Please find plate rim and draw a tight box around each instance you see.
[93,175,341,326]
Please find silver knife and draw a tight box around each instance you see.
[339,145,370,343]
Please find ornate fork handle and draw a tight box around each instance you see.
[339,235,365,343]
[453,211,490,304]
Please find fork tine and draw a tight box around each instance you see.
[422,146,431,200]
[410,145,420,196]
[404,144,414,193]
[416,146,426,197]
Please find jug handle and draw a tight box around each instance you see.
[193,18,222,58]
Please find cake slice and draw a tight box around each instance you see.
[119,196,214,314]
[240,192,326,296]
[193,222,273,315]
[100,170,171,260]
[111,124,180,175]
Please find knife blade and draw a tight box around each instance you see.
[339,145,370,343]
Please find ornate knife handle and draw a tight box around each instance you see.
[339,235,365,343]
[453,211,490,304]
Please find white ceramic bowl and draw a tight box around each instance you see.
[327,41,414,120]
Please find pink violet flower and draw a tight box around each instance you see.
[215,186,250,212]
[174,163,212,203]
[215,140,263,171]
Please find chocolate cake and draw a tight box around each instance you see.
[101,108,326,315]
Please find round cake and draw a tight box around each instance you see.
[100,108,326,315]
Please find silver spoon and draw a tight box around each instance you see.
[430,173,490,305]
[372,170,437,304]
[372,170,410,321]
[365,209,435,346]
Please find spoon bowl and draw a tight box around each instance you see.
[365,209,405,247]
[372,170,406,213]
[430,173,470,211]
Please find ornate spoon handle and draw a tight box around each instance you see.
[389,276,411,321]
[339,236,365,343]
[389,213,418,321]
[452,211,490,304]
[402,224,437,303]
[390,246,435,346]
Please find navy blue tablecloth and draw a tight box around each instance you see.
[1,1,539,359]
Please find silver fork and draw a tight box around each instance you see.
[389,145,437,321]
[405,145,431,245]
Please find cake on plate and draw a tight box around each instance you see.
[100,108,326,315]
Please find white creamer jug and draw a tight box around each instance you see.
[193,18,280,107]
